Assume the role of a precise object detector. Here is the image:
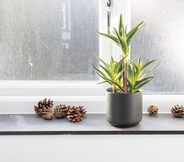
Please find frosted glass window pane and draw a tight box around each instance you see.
[131,0,184,94]
[0,0,99,80]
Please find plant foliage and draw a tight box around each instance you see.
[91,14,159,93]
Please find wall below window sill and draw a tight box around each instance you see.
[0,113,183,135]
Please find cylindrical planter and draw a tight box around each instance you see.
[106,88,142,127]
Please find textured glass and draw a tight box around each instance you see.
[131,0,184,94]
[0,0,99,80]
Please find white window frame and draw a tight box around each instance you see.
[0,0,181,114]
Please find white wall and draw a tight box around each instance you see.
[0,135,183,162]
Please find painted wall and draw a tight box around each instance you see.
[0,135,183,162]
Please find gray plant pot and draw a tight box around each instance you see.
[106,88,142,127]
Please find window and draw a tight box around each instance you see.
[1,0,130,113]
[0,0,181,114]
[0,0,99,80]
[131,0,184,94]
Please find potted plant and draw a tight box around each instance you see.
[91,14,159,127]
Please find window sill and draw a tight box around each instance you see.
[0,113,183,135]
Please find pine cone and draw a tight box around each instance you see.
[67,106,86,122]
[54,104,68,119]
[147,105,158,116]
[171,104,184,118]
[42,109,54,120]
[34,98,54,120]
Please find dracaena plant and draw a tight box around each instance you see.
[91,14,159,93]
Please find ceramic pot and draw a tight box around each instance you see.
[106,88,142,127]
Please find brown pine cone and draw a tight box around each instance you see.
[147,105,159,116]
[34,98,54,120]
[67,106,86,122]
[42,109,54,120]
[171,104,184,118]
[54,104,68,119]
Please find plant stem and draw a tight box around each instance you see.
[112,84,116,93]
[123,56,128,93]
